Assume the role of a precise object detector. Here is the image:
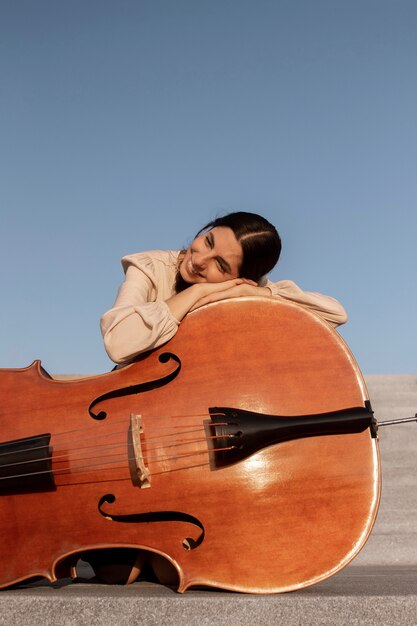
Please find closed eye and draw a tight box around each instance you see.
[216,258,227,273]
[205,233,214,248]
[206,231,232,274]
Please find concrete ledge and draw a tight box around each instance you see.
[0,567,416,625]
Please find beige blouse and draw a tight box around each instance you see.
[101,250,348,364]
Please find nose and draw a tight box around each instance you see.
[193,252,211,270]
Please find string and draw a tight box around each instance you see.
[0,426,206,460]
[0,409,232,483]
[0,414,227,461]
[0,443,237,482]
[7,412,220,442]
[0,431,235,473]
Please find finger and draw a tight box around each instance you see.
[191,286,243,310]
[204,278,244,294]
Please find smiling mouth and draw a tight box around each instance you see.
[188,258,202,277]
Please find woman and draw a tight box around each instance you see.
[90,211,347,584]
[101,212,347,366]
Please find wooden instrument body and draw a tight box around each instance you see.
[0,298,380,592]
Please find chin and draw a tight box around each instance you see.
[179,267,193,284]
[179,262,202,285]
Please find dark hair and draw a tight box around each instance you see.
[197,211,281,282]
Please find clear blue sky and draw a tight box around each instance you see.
[1,0,416,375]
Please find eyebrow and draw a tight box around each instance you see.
[207,231,232,274]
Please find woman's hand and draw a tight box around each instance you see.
[166,279,270,322]
[190,281,271,311]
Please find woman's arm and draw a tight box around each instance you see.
[102,249,347,365]
[266,279,348,327]
[185,279,347,328]
[166,279,261,320]
[101,252,260,364]
[100,261,180,364]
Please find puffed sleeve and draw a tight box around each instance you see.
[100,253,180,364]
[265,279,348,328]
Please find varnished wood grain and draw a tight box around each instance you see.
[0,298,379,592]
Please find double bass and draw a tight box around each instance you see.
[0,297,406,592]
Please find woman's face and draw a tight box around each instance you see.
[179,226,243,284]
